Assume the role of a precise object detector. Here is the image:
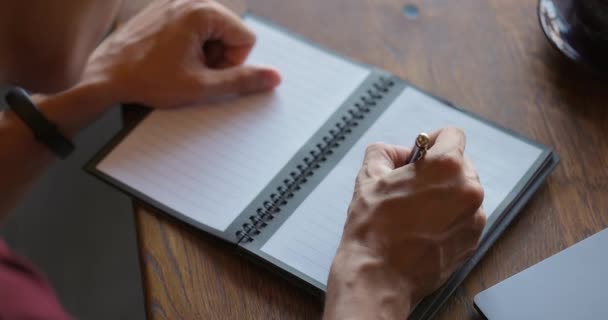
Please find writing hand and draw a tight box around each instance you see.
[324,127,486,320]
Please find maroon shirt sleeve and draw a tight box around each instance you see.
[0,239,71,320]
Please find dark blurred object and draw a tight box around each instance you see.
[539,0,608,73]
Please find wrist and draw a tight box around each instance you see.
[35,76,120,137]
[323,242,415,320]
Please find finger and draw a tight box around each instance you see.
[223,46,256,69]
[361,143,411,178]
[426,127,466,158]
[202,65,281,97]
[199,3,257,66]
[425,129,441,147]
[473,208,488,238]
[204,40,256,69]
[463,155,481,182]
[461,156,485,214]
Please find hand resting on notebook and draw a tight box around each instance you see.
[323,127,486,320]
[83,0,281,109]
[0,0,281,217]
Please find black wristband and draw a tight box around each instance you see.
[4,87,75,159]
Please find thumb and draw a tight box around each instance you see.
[203,65,281,98]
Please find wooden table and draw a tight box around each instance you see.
[127,0,608,319]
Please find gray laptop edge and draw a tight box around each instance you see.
[474,228,608,320]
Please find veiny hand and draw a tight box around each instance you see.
[324,127,486,320]
[82,0,281,108]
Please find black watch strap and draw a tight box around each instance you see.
[4,87,75,159]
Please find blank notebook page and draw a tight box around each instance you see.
[261,87,544,285]
[96,16,370,231]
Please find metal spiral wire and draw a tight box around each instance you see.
[236,77,395,243]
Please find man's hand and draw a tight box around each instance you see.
[323,127,486,320]
[0,0,280,217]
[83,0,281,108]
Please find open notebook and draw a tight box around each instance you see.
[88,14,558,320]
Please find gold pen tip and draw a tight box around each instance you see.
[416,133,430,148]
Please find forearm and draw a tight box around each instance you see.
[0,79,116,218]
[323,244,414,320]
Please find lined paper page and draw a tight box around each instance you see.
[261,87,544,285]
[97,16,370,231]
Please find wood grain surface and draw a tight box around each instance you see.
[124,0,608,319]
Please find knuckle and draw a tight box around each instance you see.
[185,2,216,24]
[374,175,392,192]
[469,168,481,182]
[363,143,387,163]
[365,142,386,155]
[472,210,487,233]
[433,150,463,173]
[461,181,485,208]
[444,126,466,143]
[447,126,465,137]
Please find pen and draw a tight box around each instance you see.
[406,133,430,164]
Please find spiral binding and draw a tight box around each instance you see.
[236,77,396,243]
